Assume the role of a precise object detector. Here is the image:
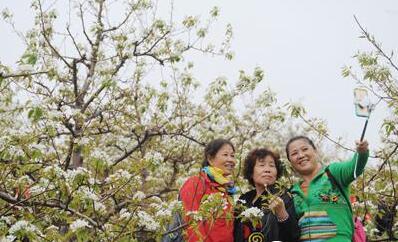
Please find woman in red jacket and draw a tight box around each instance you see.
[180,138,237,242]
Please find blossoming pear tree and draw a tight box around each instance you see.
[0,0,289,240]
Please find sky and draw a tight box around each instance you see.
[1,0,398,153]
[168,0,398,152]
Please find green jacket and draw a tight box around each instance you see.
[291,151,369,242]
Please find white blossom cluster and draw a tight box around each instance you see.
[16,175,34,185]
[132,191,146,200]
[91,148,113,166]
[105,169,132,182]
[43,165,65,178]
[45,225,59,231]
[65,167,90,183]
[157,165,173,176]
[201,193,229,211]
[1,235,16,242]
[0,216,13,225]
[8,220,42,236]
[29,178,54,195]
[144,151,164,166]
[240,207,264,219]
[70,219,92,232]
[136,211,160,231]
[77,186,106,212]
[119,208,132,220]
[76,137,91,146]
[235,198,247,204]
[78,186,98,201]
[155,200,181,217]
[60,105,80,118]
[186,211,203,221]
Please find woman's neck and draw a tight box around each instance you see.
[255,185,265,197]
[302,163,322,185]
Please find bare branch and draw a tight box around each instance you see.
[0,71,48,80]
[66,25,86,62]
[79,4,93,46]
[111,131,157,167]
[38,0,72,69]
[103,6,135,33]
[354,15,398,72]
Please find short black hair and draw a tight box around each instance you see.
[285,135,316,161]
[201,138,235,168]
[243,148,283,186]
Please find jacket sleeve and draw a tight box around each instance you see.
[234,216,245,242]
[179,176,206,211]
[233,195,246,242]
[179,175,207,242]
[329,151,369,187]
[278,193,300,242]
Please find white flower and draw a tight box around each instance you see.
[186,210,203,221]
[29,185,46,195]
[61,106,80,117]
[136,211,159,231]
[91,148,112,165]
[144,151,163,166]
[94,201,106,212]
[155,208,172,217]
[43,165,65,177]
[88,178,101,185]
[0,216,13,225]
[45,225,59,231]
[17,175,33,185]
[133,191,146,200]
[106,169,132,182]
[65,167,90,182]
[9,220,41,236]
[18,64,34,72]
[240,207,264,219]
[2,235,16,242]
[78,137,90,145]
[78,186,99,201]
[70,219,91,232]
[236,199,247,204]
[119,208,131,219]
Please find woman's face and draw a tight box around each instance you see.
[208,144,236,176]
[252,155,278,187]
[287,139,318,176]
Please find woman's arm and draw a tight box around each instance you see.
[278,193,300,242]
[179,175,205,211]
[179,175,207,242]
[329,140,369,186]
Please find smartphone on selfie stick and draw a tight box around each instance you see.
[353,88,373,141]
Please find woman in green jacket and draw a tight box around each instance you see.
[285,136,369,242]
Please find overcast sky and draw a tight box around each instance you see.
[1,0,398,152]
[169,0,398,151]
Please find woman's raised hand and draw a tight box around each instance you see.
[355,140,369,154]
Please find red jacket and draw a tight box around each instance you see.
[179,172,234,242]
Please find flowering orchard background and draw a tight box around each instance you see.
[0,0,397,241]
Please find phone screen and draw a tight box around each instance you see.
[354,88,370,117]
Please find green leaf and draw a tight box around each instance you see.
[28,107,43,122]
[22,53,38,65]
[383,121,395,136]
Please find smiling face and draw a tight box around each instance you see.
[287,138,319,176]
[208,144,236,176]
[252,155,278,188]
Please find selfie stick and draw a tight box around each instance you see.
[360,119,368,142]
